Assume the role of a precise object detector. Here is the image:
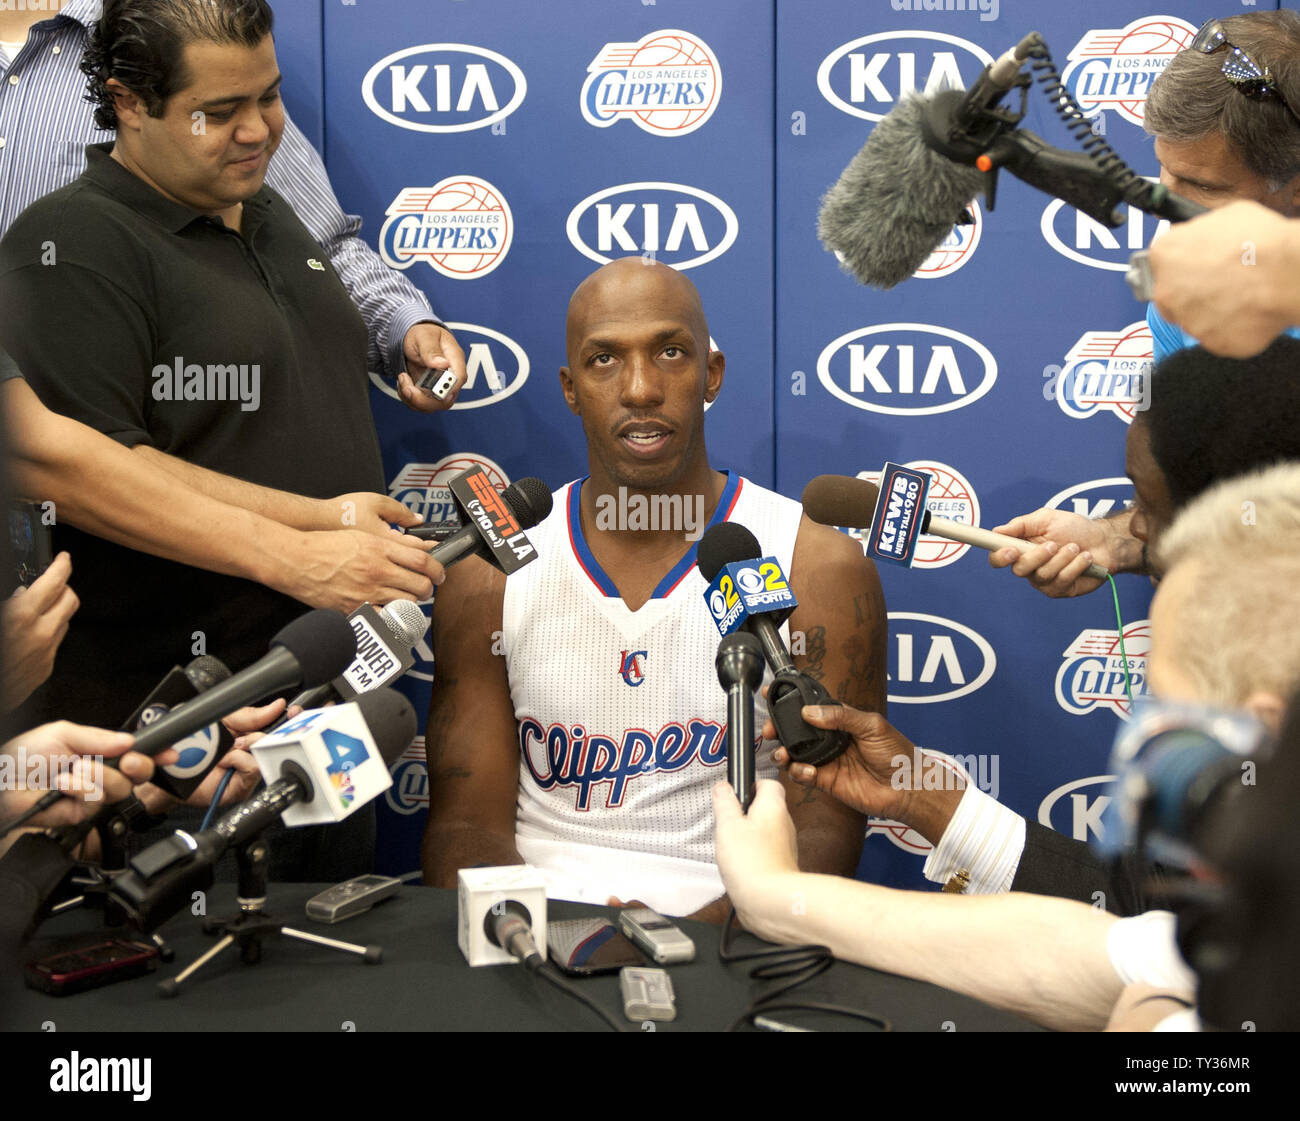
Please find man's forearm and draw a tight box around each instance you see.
[749,871,1122,1032]
[422,822,523,887]
[131,446,328,531]
[9,397,302,589]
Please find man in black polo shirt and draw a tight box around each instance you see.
[0,10,394,736]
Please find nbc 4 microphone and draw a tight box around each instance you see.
[697,523,849,767]
[801,470,1110,581]
[109,687,416,932]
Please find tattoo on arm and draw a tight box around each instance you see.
[436,765,472,780]
[802,625,827,681]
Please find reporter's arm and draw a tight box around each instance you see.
[715,780,1122,1032]
[5,380,441,611]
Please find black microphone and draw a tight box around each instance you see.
[274,599,429,724]
[427,476,552,568]
[128,609,357,759]
[4,611,356,833]
[697,523,849,767]
[122,656,235,800]
[716,632,764,811]
[109,688,416,932]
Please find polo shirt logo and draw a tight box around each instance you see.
[307,258,325,271]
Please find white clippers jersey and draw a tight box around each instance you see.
[502,473,803,916]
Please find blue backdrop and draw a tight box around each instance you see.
[268,0,1251,888]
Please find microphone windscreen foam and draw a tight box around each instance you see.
[271,609,358,689]
[801,475,881,530]
[353,687,418,767]
[504,477,553,529]
[818,94,985,289]
[697,522,762,582]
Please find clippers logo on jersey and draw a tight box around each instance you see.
[520,719,727,811]
[913,203,982,279]
[618,650,648,687]
[160,723,223,781]
[566,182,738,270]
[1045,477,1133,522]
[817,31,993,121]
[1038,775,1117,842]
[362,44,527,133]
[1061,17,1197,127]
[1041,194,1171,272]
[817,324,997,416]
[385,737,429,816]
[367,323,530,408]
[853,461,979,568]
[1056,323,1152,424]
[1056,621,1151,719]
[865,818,932,855]
[887,612,996,705]
[379,177,513,280]
[581,29,721,136]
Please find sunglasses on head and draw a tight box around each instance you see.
[1191,19,1300,128]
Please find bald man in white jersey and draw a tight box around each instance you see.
[421,260,886,921]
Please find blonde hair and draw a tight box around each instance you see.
[1154,462,1300,706]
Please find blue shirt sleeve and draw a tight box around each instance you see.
[1146,301,1194,366]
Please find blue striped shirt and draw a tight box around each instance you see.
[0,0,439,378]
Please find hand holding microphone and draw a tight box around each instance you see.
[698,523,849,767]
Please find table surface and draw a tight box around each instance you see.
[2,883,1043,1032]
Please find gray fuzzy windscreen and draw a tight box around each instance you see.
[817,95,986,289]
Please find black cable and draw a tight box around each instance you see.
[1025,40,1145,199]
[718,907,890,1032]
[529,957,625,1032]
[0,794,58,838]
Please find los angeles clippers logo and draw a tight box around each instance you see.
[1055,621,1151,719]
[618,650,648,687]
[520,719,727,810]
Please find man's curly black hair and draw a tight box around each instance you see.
[81,0,274,130]
[1144,336,1300,511]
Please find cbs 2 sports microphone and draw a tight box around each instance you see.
[109,688,416,932]
[802,469,1110,581]
[697,523,849,767]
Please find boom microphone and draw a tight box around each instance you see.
[801,474,1110,581]
[818,92,985,289]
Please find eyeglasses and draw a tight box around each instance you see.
[1191,19,1300,129]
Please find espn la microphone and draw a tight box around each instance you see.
[716,632,764,811]
[414,469,552,572]
[121,655,236,800]
[697,523,849,767]
[109,688,416,932]
[801,471,1110,581]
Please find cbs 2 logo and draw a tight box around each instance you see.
[718,563,788,609]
